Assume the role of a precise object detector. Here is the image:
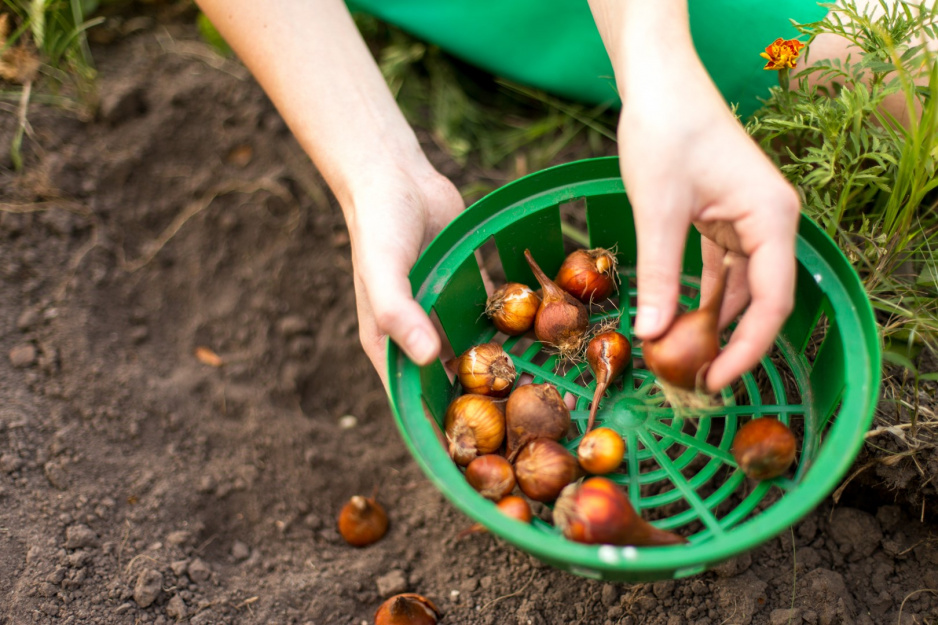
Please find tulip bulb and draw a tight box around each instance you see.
[337,495,388,547]
[554,477,687,546]
[505,382,571,461]
[444,394,505,466]
[514,439,579,502]
[375,594,441,625]
[555,248,619,303]
[458,494,533,539]
[452,342,517,397]
[585,330,631,432]
[465,454,516,501]
[731,418,797,480]
[577,427,625,475]
[524,249,589,360]
[485,283,540,335]
[642,258,731,391]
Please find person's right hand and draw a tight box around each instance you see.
[347,166,465,388]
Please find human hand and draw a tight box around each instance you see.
[618,53,800,392]
[348,167,465,388]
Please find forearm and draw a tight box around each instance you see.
[587,1,704,99]
[194,0,432,217]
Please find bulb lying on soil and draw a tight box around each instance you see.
[337,495,388,547]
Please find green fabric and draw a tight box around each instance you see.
[347,0,828,119]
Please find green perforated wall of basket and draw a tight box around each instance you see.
[386,157,880,581]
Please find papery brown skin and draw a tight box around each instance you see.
[731,418,797,480]
[514,439,579,502]
[585,330,631,432]
[553,477,687,546]
[458,494,533,538]
[375,593,441,625]
[577,427,625,475]
[505,383,571,461]
[337,495,388,547]
[555,248,618,303]
[453,342,516,398]
[444,394,505,466]
[524,249,590,357]
[485,283,540,336]
[465,454,516,501]
[642,259,730,391]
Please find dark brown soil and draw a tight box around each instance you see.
[1,17,937,625]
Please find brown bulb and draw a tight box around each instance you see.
[585,330,631,432]
[524,249,590,359]
[555,248,619,303]
[452,342,516,397]
[444,394,505,466]
[505,382,571,461]
[577,427,625,474]
[485,283,540,335]
[731,418,797,480]
[458,494,533,538]
[375,593,441,625]
[337,495,388,547]
[465,454,516,500]
[554,477,687,546]
[514,439,579,502]
[642,259,730,391]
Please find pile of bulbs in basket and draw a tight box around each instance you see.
[442,247,798,546]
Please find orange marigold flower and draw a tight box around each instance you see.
[760,37,806,70]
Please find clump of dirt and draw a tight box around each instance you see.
[0,17,936,625]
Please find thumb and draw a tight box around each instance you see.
[632,206,691,339]
[361,260,440,367]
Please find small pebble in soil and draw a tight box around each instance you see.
[338,415,358,430]
[9,344,37,368]
[375,569,408,598]
[133,569,163,608]
[64,525,98,550]
[187,558,212,583]
[231,540,251,561]
[166,594,187,620]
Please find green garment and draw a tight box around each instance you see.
[347,0,827,119]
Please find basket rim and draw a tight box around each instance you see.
[386,156,881,578]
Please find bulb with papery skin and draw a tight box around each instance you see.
[505,382,571,461]
[375,593,441,625]
[337,495,388,547]
[524,249,589,359]
[555,248,618,303]
[514,439,579,502]
[554,477,687,546]
[585,330,631,432]
[465,454,516,501]
[485,283,540,335]
[452,342,516,398]
[577,427,625,475]
[643,259,730,391]
[444,394,505,466]
[731,417,797,480]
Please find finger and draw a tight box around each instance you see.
[353,276,390,389]
[363,262,440,368]
[704,239,795,391]
[632,204,692,339]
[700,239,750,330]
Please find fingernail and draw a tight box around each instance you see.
[405,326,436,364]
[634,306,659,337]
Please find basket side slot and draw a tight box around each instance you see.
[808,314,846,431]
[432,253,489,355]
[494,205,565,286]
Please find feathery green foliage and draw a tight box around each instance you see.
[748,0,938,355]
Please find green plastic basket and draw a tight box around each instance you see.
[387,157,880,581]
